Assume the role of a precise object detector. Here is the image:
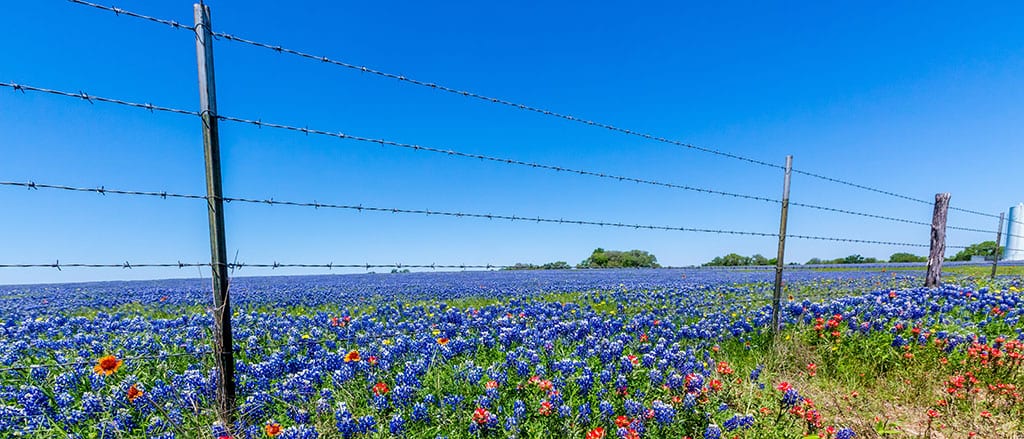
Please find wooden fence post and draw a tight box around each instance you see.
[925,193,950,288]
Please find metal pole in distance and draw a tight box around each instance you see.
[771,155,793,336]
[925,193,951,288]
[991,212,1005,279]
[194,3,236,427]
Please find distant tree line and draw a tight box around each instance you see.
[507,240,1002,271]
[702,253,776,267]
[704,252,939,266]
[949,241,1001,261]
[502,261,573,271]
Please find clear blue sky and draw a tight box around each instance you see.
[2,1,1022,285]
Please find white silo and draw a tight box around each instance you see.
[1006,204,1024,261]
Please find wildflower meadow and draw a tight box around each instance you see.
[1,269,1021,438]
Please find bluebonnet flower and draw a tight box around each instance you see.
[704,423,722,439]
[577,402,591,424]
[624,399,644,417]
[651,400,674,425]
[749,364,764,382]
[558,404,571,418]
[599,400,614,418]
[389,414,405,435]
[836,427,856,439]
[781,389,802,408]
[513,399,526,421]
[412,402,430,423]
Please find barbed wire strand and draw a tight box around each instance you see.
[63,0,1014,220]
[0,82,199,117]
[0,180,967,248]
[3,81,1010,234]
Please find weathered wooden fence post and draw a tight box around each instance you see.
[771,155,793,335]
[991,212,1005,278]
[194,2,237,427]
[925,193,951,288]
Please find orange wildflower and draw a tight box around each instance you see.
[93,355,123,375]
[127,384,143,402]
[265,421,282,437]
[344,350,360,363]
[586,427,606,439]
[437,337,450,345]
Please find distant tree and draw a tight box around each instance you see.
[702,253,780,266]
[804,255,881,264]
[951,241,1002,261]
[889,252,927,263]
[750,254,770,266]
[703,253,750,267]
[841,254,867,264]
[578,248,660,268]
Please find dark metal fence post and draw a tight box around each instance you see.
[991,212,1005,278]
[194,3,236,427]
[771,155,793,335]
[925,193,951,288]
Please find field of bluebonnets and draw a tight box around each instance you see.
[1,268,1022,439]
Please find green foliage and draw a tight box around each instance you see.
[804,254,880,265]
[703,253,776,266]
[950,240,1002,261]
[577,248,660,268]
[888,252,927,263]
[503,261,572,270]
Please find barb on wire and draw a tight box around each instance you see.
[0,260,208,270]
[0,82,199,117]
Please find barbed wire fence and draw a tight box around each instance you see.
[0,0,1018,433]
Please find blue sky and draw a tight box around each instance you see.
[2,1,1022,284]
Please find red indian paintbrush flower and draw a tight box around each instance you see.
[472,407,491,425]
[585,427,606,439]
